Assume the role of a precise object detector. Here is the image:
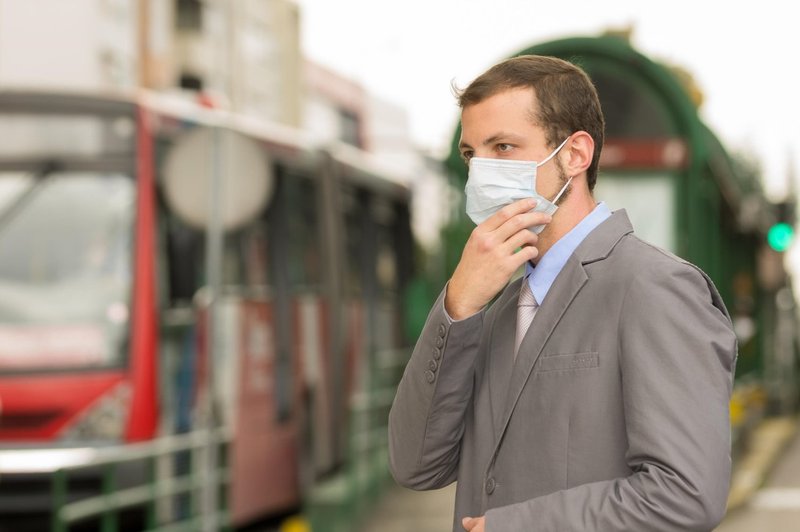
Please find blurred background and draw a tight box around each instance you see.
[0,1,798,531]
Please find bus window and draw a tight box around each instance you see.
[162,213,271,302]
[267,169,322,423]
[240,224,270,289]
[372,197,398,295]
[372,198,402,351]
[163,218,203,304]
[0,172,135,371]
[281,172,321,291]
[342,185,367,297]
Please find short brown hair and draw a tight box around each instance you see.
[456,55,605,190]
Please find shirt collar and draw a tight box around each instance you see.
[524,202,612,304]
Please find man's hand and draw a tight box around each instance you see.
[462,516,486,531]
[446,198,550,319]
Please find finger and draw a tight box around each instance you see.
[462,517,475,530]
[504,230,540,257]
[494,210,552,242]
[508,240,540,269]
[504,241,539,269]
[481,198,537,232]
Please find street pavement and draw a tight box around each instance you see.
[358,483,456,532]
[716,420,800,531]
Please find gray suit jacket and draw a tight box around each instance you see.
[388,210,737,531]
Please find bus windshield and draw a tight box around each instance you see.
[0,171,134,372]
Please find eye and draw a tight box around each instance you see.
[496,143,513,154]
[461,150,474,163]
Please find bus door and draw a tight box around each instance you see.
[271,166,332,484]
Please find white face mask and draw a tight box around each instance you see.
[465,137,572,234]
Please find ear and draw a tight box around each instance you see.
[564,131,594,178]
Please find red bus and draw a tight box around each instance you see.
[0,90,414,527]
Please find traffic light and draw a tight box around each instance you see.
[767,222,794,252]
[767,201,795,252]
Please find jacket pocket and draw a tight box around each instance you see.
[535,351,599,373]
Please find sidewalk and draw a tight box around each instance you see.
[726,416,798,512]
[716,417,800,530]
[357,483,456,532]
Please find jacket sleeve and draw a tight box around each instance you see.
[388,286,485,490]
[485,262,737,531]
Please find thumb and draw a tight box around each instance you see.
[462,517,475,530]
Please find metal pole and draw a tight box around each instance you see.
[51,469,67,532]
[202,0,236,528]
[201,124,225,532]
[100,464,118,532]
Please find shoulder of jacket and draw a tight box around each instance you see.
[618,234,695,269]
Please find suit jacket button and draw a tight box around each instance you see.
[438,324,446,337]
[485,477,496,494]
[428,359,438,372]
[435,336,444,348]
[432,347,442,360]
[425,370,435,383]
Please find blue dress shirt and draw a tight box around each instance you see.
[524,202,612,305]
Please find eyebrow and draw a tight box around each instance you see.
[459,132,527,151]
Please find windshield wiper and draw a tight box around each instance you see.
[0,159,62,230]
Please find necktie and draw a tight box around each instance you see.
[514,280,538,358]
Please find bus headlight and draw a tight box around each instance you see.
[60,382,131,443]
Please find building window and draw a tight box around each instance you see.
[176,0,202,31]
[339,109,362,148]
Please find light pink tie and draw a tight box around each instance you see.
[514,280,538,358]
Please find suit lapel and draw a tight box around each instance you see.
[488,278,522,433]
[492,256,588,446]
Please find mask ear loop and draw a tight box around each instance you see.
[536,136,572,167]
[542,136,573,204]
[551,176,573,204]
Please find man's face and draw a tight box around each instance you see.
[459,87,566,200]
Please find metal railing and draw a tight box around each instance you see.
[306,347,410,532]
[49,346,410,532]
[51,427,231,532]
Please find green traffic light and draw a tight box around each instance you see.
[767,222,794,252]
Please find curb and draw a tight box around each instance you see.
[726,416,798,512]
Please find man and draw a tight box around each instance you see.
[388,55,737,531]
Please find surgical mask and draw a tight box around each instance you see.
[465,137,572,234]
